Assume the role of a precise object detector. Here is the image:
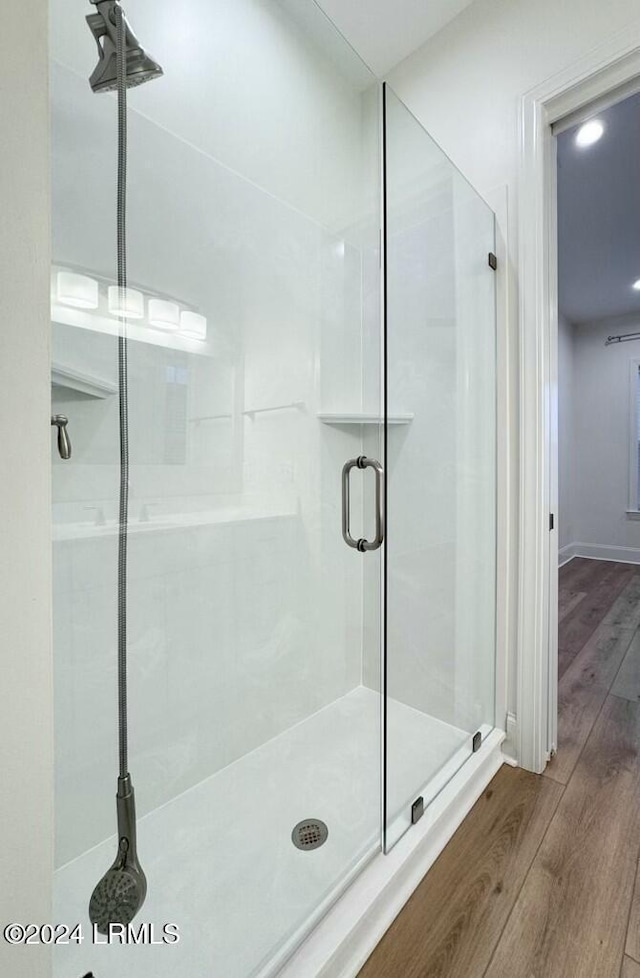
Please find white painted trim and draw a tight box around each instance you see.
[0,6,53,978]
[278,731,506,978]
[543,30,640,124]
[518,24,640,773]
[517,91,553,774]
[628,360,640,513]
[503,711,518,763]
[547,148,559,759]
[563,543,640,565]
[551,74,640,135]
[558,543,578,566]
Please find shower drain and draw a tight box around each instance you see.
[292,819,329,851]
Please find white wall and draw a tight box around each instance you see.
[566,316,640,559]
[387,0,640,719]
[558,315,575,552]
[0,4,53,978]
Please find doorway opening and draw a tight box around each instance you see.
[549,89,640,784]
[516,29,640,775]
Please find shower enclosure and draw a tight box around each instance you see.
[51,1,496,975]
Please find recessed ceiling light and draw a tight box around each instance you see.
[633,280,640,291]
[575,119,604,148]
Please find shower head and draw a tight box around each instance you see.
[89,775,147,933]
[89,865,146,932]
[86,0,163,94]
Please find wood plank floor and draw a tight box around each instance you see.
[358,558,640,978]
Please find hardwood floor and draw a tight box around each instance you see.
[486,695,640,978]
[557,561,634,678]
[357,768,563,978]
[359,558,640,978]
[622,958,640,978]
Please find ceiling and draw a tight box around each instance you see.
[314,0,476,76]
[558,92,640,325]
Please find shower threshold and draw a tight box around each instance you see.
[53,687,504,978]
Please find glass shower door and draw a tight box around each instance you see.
[383,85,497,849]
[50,2,383,975]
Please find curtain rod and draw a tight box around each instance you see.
[605,332,640,346]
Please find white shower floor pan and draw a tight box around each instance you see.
[53,686,489,978]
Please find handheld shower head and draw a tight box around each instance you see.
[89,775,147,933]
[86,0,163,93]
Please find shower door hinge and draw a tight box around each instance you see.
[472,730,482,752]
[411,796,424,824]
[488,252,497,270]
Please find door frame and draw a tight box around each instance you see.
[517,24,640,772]
[0,7,53,978]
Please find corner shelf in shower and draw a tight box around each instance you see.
[51,364,117,399]
[317,412,414,426]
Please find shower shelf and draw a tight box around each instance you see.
[51,364,117,399]
[317,412,414,425]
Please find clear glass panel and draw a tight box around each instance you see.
[51,3,381,975]
[383,85,496,849]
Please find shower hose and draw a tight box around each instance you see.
[116,3,130,782]
[86,4,148,935]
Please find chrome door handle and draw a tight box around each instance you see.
[342,456,384,552]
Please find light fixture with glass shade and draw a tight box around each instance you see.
[108,285,145,319]
[633,280,640,292]
[179,310,207,340]
[148,298,180,331]
[56,271,99,309]
[53,264,209,350]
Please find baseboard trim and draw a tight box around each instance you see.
[278,730,506,978]
[559,542,640,567]
[503,711,517,763]
[558,543,577,567]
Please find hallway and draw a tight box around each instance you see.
[359,558,640,978]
